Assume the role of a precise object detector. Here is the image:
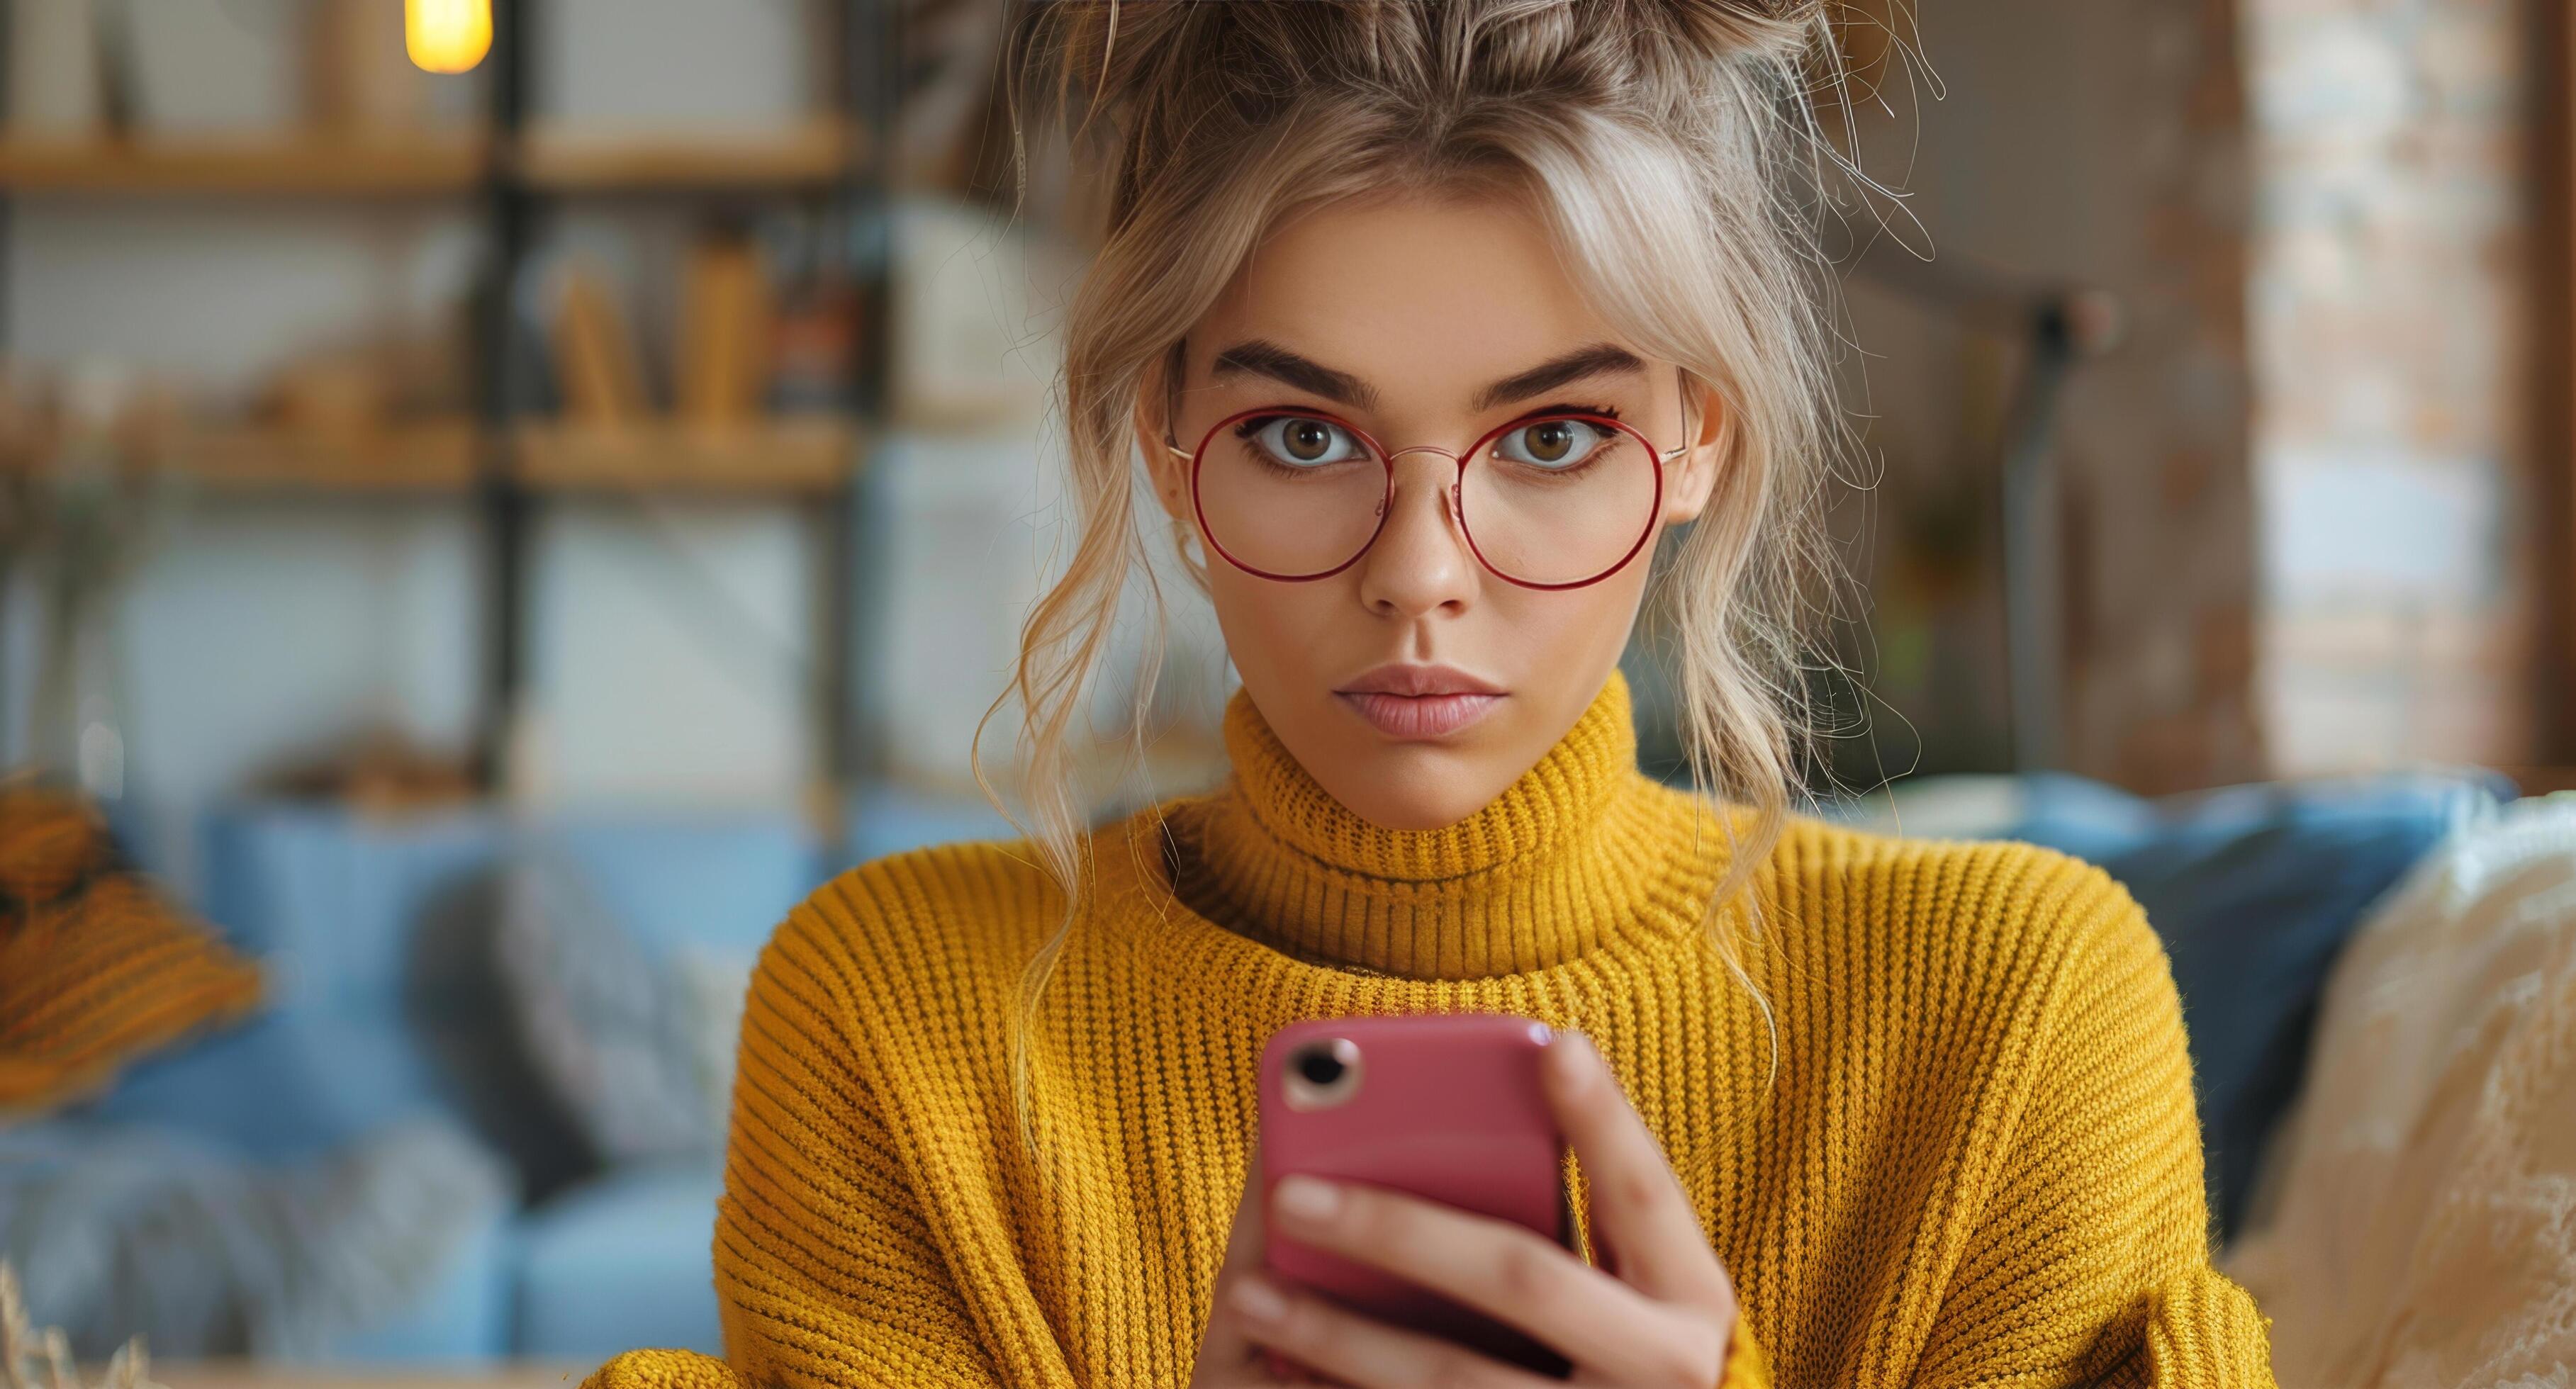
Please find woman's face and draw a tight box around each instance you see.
[1140,193,1725,831]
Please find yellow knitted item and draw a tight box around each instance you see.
[0,777,264,1115]
[585,668,2274,1388]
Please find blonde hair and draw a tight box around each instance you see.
[982,0,1866,1135]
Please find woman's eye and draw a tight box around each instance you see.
[1250,416,1365,468]
[1496,417,1610,470]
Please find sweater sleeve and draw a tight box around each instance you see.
[1910,872,2275,1389]
[581,903,1007,1389]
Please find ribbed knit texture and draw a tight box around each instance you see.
[584,668,2275,1388]
[0,778,264,1115]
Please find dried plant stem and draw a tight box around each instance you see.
[1,1263,33,1389]
[103,1339,145,1389]
[0,1262,165,1389]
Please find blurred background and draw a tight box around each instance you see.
[0,0,2568,1383]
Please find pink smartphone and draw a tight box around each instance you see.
[1256,1013,1575,1379]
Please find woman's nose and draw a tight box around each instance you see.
[1355,451,1478,618]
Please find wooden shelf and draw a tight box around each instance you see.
[0,133,488,195]
[0,121,861,196]
[512,118,861,192]
[0,420,482,493]
[513,417,861,493]
[0,418,868,495]
[163,421,482,491]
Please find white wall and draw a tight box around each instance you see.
[517,500,814,809]
[537,0,822,133]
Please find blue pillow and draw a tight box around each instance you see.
[2005,771,2509,1240]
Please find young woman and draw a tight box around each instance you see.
[588,1,2273,1385]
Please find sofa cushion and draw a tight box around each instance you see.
[537,816,819,960]
[515,1164,725,1361]
[495,845,757,1166]
[195,802,503,1016]
[323,1208,517,1364]
[491,814,818,1173]
[841,780,1019,868]
[82,1011,457,1161]
[89,802,591,1196]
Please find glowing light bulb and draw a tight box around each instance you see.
[406,0,492,74]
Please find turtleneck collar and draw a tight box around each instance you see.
[1163,665,1727,979]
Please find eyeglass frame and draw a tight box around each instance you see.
[1160,403,1695,591]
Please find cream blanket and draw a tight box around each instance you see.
[2224,792,2576,1388]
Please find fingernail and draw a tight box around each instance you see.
[1231,1275,1289,1324]
[1275,1175,1341,1223]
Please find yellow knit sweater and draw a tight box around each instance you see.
[584,667,2273,1388]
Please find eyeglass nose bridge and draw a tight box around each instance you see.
[1374,442,1469,522]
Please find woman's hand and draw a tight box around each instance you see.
[1191,1031,1738,1387]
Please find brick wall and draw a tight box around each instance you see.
[2245,0,2542,773]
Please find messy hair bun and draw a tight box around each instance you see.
[991,0,1867,1130]
[1009,0,1837,215]
[1655,0,1829,63]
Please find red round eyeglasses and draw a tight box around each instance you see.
[1163,405,1691,590]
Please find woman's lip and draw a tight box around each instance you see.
[1335,690,1503,739]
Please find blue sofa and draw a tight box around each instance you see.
[65,784,1017,1366]
[45,763,2513,1365]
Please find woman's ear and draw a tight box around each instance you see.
[1662,376,1728,524]
[1135,356,1191,525]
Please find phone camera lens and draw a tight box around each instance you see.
[1282,1036,1362,1109]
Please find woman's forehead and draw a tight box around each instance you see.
[1216,196,1603,344]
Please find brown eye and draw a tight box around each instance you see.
[1285,420,1333,461]
[1530,421,1575,463]
[1245,416,1365,468]
[1498,417,1608,471]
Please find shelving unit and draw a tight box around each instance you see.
[0,0,901,799]
[0,132,488,194]
[511,417,863,494]
[0,417,866,497]
[514,116,862,193]
[164,420,486,492]
[472,0,894,797]
[0,420,481,493]
[0,123,866,199]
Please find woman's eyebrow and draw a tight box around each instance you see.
[1205,339,1650,412]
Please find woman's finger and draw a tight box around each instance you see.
[1266,1176,1725,1386]
[1225,1271,1566,1389]
[1217,1142,1266,1278]
[1543,1030,1735,1310]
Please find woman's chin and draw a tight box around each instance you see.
[1319,749,1508,832]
